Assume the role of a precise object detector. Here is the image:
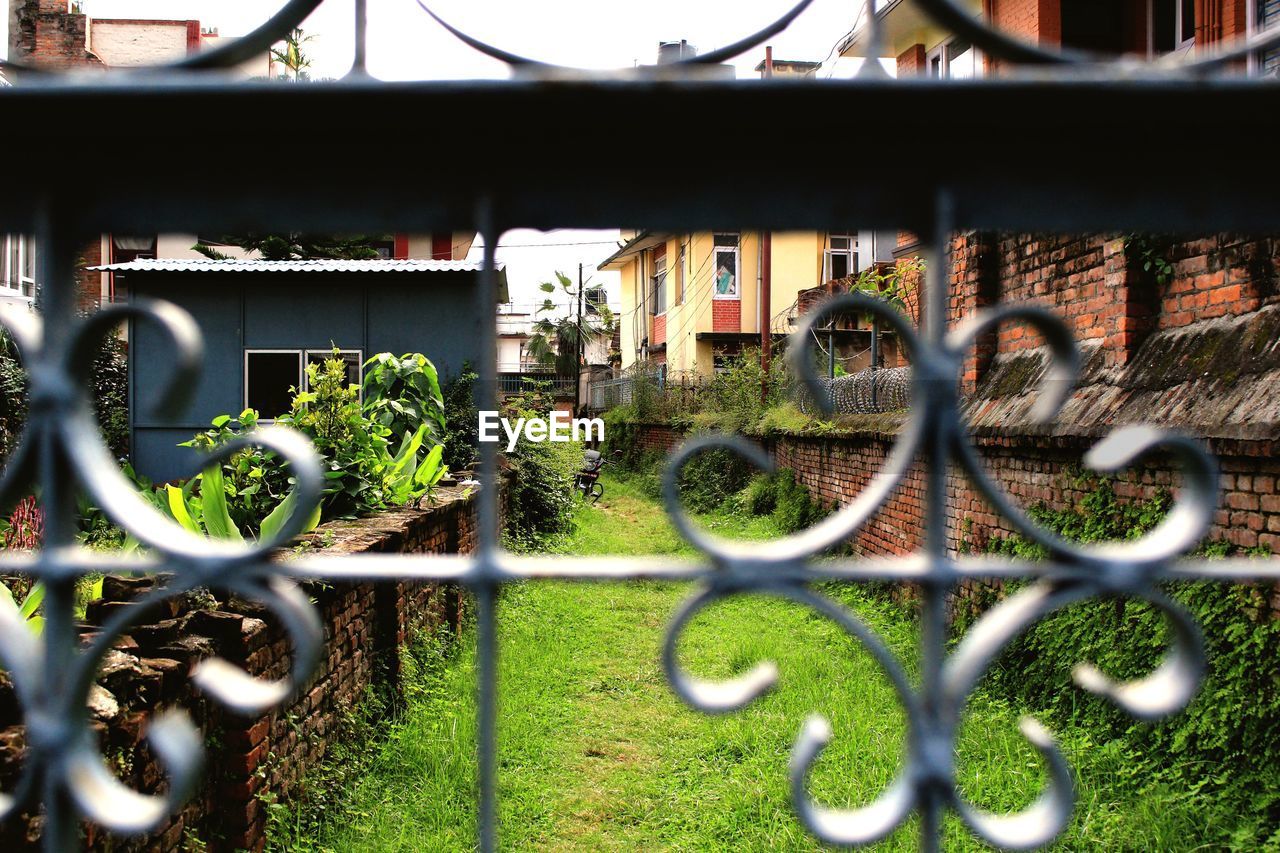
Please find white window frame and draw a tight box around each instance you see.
[1149,0,1197,56]
[824,234,859,282]
[19,237,35,298]
[651,251,667,316]
[1247,0,1258,73]
[1253,0,1280,76]
[1176,0,1196,50]
[244,349,303,422]
[305,348,365,403]
[675,241,686,306]
[926,38,981,79]
[712,233,740,300]
[1,236,36,301]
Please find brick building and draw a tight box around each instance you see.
[4,2,276,312]
[842,0,1279,77]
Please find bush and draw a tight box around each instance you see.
[179,350,448,538]
[0,327,128,461]
[441,364,479,472]
[91,332,129,459]
[735,468,826,533]
[972,483,1280,847]
[501,389,581,551]
[674,447,753,514]
[738,474,779,516]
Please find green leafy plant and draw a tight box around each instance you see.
[0,578,44,635]
[441,364,479,471]
[179,409,294,537]
[526,271,615,378]
[362,352,446,444]
[968,480,1280,847]
[500,386,581,551]
[1124,233,1176,286]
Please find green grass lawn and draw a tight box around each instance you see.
[282,474,1225,851]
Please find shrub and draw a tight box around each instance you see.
[771,469,826,533]
[501,389,581,551]
[973,482,1280,847]
[91,332,129,459]
[179,351,448,538]
[674,447,752,514]
[0,327,128,461]
[739,474,779,516]
[362,352,446,444]
[735,469,826,532]
[441,363,479,472]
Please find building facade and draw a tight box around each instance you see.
[841,0,1279,78]
[602,229,896,377]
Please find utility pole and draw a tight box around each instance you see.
[575,263,584,416]
[760,46,774,404]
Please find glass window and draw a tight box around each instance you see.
[245,350,302,419]
[651,253,667,315]
[676,242,685,305]
[825,234,859,282]
[1262,0,1280,75]
[1180,0,1196,45]
[713,233,739,299]
[20,237,35,296]
[4,237,17,291]
[306,349,363,393]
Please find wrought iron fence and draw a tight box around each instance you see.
[0,0,1279,850]
[497,372,575,396]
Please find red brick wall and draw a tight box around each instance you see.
[653,313,666,346]
[13,0,104,69]
[0,486,485,852]
[896,44,926,77]
[76,240,103,312]
[931,232,1280,391]
[635,423,1280,557]
[1154,236,1280,330]
[712,299,740,333]
[992,0,1061,45]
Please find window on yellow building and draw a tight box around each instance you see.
[824,234,858,282]
[651,246,667,315]
[675,241,685,305]
[713,233,739,299]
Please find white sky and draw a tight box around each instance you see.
[26,0,871,311]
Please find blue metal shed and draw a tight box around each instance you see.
[95,258,508,481]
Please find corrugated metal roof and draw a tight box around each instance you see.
[90,258,499,274]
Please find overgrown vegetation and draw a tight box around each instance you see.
[440,363,479,472]
[0,326,128,462]
[281,473,1253,850]
[500,384,582,552]
[964,477,1280,847]
[170,350,448,540]
[263,622,461,851]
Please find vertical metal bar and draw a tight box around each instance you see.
[918,191,954,853]
[474,200,500,852]
[351,0,369,77]
[35,209,79,853]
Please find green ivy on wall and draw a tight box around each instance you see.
[962,479,1280,846]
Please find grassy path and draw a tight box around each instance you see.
[294,474,1195,851]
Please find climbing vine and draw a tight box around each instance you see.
[961,479,1280,846]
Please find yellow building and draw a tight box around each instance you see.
[600,230,891,378]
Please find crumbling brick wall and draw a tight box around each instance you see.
[0,485,484,852]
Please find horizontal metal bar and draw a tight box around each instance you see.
[3,76,1279,236]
